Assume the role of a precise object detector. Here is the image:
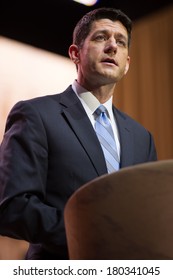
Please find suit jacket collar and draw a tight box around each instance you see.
[59,86,108,176]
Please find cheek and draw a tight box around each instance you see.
[83,53,96,70]
[79,46,101,71]
[87,45,101,58]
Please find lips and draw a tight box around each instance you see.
[101,58,118,66]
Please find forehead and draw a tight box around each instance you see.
[90,18,128,37]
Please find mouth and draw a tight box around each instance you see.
[101,58,118,66]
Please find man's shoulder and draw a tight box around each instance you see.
[114,106,148,132]
[7,86,74,118]
[13,85,73,108]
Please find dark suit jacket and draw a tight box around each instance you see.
[0,86,157,259]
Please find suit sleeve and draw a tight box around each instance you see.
[0,101,66,253]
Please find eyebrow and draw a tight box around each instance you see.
[93,29,128,41]
[95,29,127,36]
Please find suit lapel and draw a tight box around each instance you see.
[59,87,107,176]
[113,107,134,168]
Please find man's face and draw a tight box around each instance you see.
[77,19,130,87]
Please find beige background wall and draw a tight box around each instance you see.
[0,4,173,259]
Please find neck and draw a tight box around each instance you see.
[77,80,116,103]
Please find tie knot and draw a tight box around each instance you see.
[95,105,107,117]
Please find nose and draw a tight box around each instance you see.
[104,37,117,54]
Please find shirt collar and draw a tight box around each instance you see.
[72,80,113,116]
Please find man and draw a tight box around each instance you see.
[0,8,157,259]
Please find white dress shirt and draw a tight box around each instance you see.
[72,80,120,161]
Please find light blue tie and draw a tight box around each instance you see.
[94,105,119,173]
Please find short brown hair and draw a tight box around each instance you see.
[73,7,132,49]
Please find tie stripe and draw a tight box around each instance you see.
[94,105,119,173]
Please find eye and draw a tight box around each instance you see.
[95,34,107,41]
[116,39,127,47]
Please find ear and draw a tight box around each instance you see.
[124,55,130,75]
[68,44,80,64]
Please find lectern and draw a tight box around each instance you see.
[64,160,173,259]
